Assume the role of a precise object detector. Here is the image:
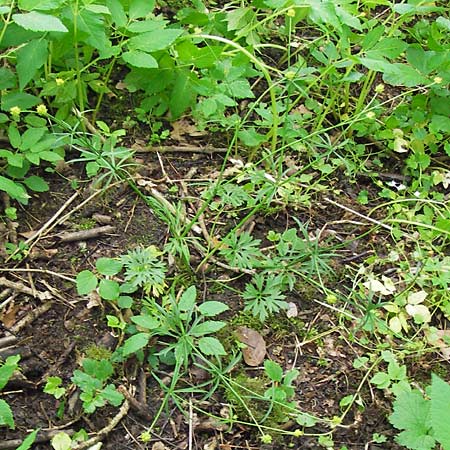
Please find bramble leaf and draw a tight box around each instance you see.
[12,11,68,32]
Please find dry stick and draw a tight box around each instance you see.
[10,301,53,334]
[57,225,116,243]
[0,277,52,301]
[324,197,415,240]
[0,429,75,450]
[118,385,152,422]
[72,399,130,450]
[133,144,229,154]
[0,268,76,283]
[0,335,17,348]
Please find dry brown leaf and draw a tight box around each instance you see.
[171,119,205,141]
[236,326,266,366]
[435,330,450,361]
[152,443,169,450]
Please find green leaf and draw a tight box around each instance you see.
[370,372,391,388]
[0,355,20,390]
[38,150,63,162]
[0,176,30,203]
[83,358,113,381]
[23,175,49,192]
[20,127,46,150]
[0,399,14,429]
[430,374,450,448]
[101,384,124,406]
[389,390,434,450]
[12,11,68,32]
[131,315,159,330]
[264,359,283,382]
[169,70,196,119]
[44,376,65,399]
[99,279,120,301]
[190,320,226,336]
[178,286,197,312]
[129,0,155,19]
[364,38,408,60]
[0,67,16,90]
[96,257,123,276]
[50,431,72,450]
[382,63,429,87]
[76,270,98,295]
[122,332,150,355]
[8,124,21,149]
[16,428,39,450]
[106,0,127,26]
[18,0,66,10]
[430,115,450,133]
[117,295,133,308]
[198,337,226,356]
[16,39,48,90]
[1,91,40,111]
[128,29,183,52]
[227,79,254,99]
[122,50,158,68]
[198,301,229,317]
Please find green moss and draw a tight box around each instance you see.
[84,344,113,361]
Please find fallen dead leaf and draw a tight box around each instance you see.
[152,442,169,450]
[236,326,266,366]
[286,302,298,318]
[432,330,450,361]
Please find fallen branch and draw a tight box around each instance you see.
[133,144,229,154]
[0,277,52,301]
[118,385,152,422]
[57,225,115,243]
[72,398,130,450]
[0,429,75,450]
[10,301,53,334]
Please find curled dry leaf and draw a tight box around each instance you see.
[235,326,266,367]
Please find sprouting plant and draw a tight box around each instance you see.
[220,231,263,269]
[120,246,167,296]
[0,355,20,429]
[242,273,288,322]
[71,358,123,414]
[121,286,229,369]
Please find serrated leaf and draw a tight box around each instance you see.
[83,358,113,381]
[264,359,283,382]
[382,63,429,87]
[16,39,48,90]
[370,372,391,388]
[169,70,196,119]
[99,279,120,301]
[430,374,450,448]
[20,127,46,150]
[122,50,158,68]
[0,355,20,390]
[96,257,123,276]
[18,0,65,10]
[23,175,49,192]
[13,11,68,32]
[106,0,127,26]
[131,314,159,330]
[101,384,124,406]
[1,91,40,111]
[198,337,226,356]
[129,0,155,19]
[190,320,226,336]
[128,29,183,52]
[0,399,14,429]
[76,270,98,295]
[390,390,434,450]
[198,301,229,317]
[122,332,150,355]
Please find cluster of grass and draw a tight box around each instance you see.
[0,0,449,448]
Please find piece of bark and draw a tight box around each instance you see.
[0,277,52,301]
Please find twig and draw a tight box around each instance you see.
[0,277,52,301]
[0,334,17,348]
[133,144,229,154]
[10,301,53,334]
[57,225,115,243]
[72,399,130,450]
[0,268,76,283]
[324,197,415,240]
[0,429,75,449]
[118,385,152,422]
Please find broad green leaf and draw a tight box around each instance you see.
[198,301,229,317]
[51,432,72,450]
[198,337,226,356]
[101,384,124,406]
[1,91,40,111]
[238,128,267,147]
[169,70,196,119]
[20,127,46,150]
[122,50,158,68]
[38,150,63,162]
[99,279,120,301]
[75,8,110,56]
[227,79,254,99]
[16,39,48,90]
[264,359,283,382]
[23,175,49,192]
[117,295,133,308]
[18,0,66,10]
[430,115,450,133]
[0,355,20,390]
[365,38,408,59]
[0,399,14,429]
[0,176,29,203]
[8,124,21,149]
[83,358,113,381]
[436,16,450,31]
[16,429,39,450]
[0,67,16,90]
[76,270,98,295]
[12,11,68,32]
[131,314,159,330]
[129,0,155,19]
[190,320,226,336]
[370,372,391,388]
[406,47,445,75]
[389,390,434,450]
[430,375,450,448]
[122,332,150,355]
[128,29,183,52]
[382,63,429,87]
[126,18,167,33]
[178,286,197,312]
[106,0,127,26]
[96,257,123,276]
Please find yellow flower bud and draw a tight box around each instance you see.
[375,83,384,93]
[287,8,296,17]
[10,106,21,117]
[55,78,65,86]
[36,104,48,116]
[433,76,442,84]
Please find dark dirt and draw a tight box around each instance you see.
[0,149,406,450]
